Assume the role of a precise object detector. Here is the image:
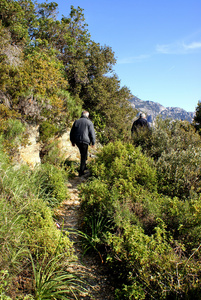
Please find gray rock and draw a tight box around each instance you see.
[129,96,195,125]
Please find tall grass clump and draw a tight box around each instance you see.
[79,140,201,299]
[30,251,86,300]
[33,162,69,207]
[0,148,75,298]
[0,112,27,158]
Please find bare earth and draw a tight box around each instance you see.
[55,172,115,300]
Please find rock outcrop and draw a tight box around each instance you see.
[18,124,41,168]
[129,96,195,125]
[18,125,80,168]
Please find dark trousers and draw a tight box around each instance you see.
[76,143,88,175]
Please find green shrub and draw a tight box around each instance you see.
[39,121,58,143]
[79,140,201,299]
[57,90,82,125]
[23,197,73,257]
[158,195,201,250]
[80,142,158,243]
[33,163,69,207]
[131,126,153,152]
[0,117,26,157]
[41,140,65,166]
[0,270,13,300]
[107,220,201,299]
[89,141,157,191]
[156,146,201,198]
[132,118,201,160]
[147,118,201,159]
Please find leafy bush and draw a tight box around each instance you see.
[39,121,58,143]
[108,220,201,300]
[130,126,153,152]
[152,119,200,159]
[132,118,201,160]
[79,141,201,299]
[23,198,73,257]
[0,107,26,157]
[156,146,201,198]
[89,141,157,191]
[132,117,201,198]
[33,163,69,207]
[193,100,201,133]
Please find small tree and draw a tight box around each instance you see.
[193,100,201,134]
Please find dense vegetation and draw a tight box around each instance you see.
[1,0,201,299]
[0,0,134,298]
[0,145,83,298]
[79,119,201,299]
[193,100,201,134]
[0,0,135,151]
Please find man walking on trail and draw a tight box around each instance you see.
[70,111,95,177]
[131,112,149,134]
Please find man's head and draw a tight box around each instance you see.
[81,111,89,118]
[139,112,146,119]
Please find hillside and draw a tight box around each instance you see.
[129,96,195,124]
[1,1,201,298]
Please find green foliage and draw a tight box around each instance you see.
[57,90,82,126]
[30,252,86,300]
[0,105,26,157]
[89,141,157,191]
[39,121,58,142]
[131,126,152,151]
[89,111,106,143]
[193,100,201,133]
[38,90,82,157]
[77,213,112,263]
[156,195,201,250]
[82,75,135,144]
[1,0,135,150]
[0,149,74,297]
[33,163,69,207]
[131,118,201,199]
[41,140,64,166]
[0,270,12,300]
[132,118,201,159]
[79,140,201,299]
[0,0,31,44]
[156,146,201,198]
[4,118,24,139]
[23,198,72,256]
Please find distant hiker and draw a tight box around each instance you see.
[131,112,149,134]
[70,111,95,177]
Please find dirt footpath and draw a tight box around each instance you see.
[55,172,115,300]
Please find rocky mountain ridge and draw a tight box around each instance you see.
[129,96,195,124]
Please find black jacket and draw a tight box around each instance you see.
[131,117,149,133]
[70,116,96,145]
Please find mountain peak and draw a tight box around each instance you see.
[129,97,194,124]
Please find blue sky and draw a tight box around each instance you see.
[38,0,201,112]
